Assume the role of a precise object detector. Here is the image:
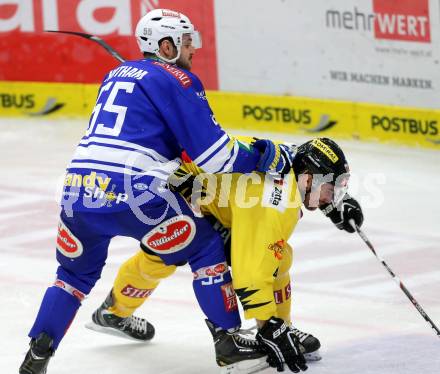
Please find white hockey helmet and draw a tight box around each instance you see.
[135,9,202,64]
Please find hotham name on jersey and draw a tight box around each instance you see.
[105,66,148,82]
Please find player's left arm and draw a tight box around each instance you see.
[154,73,261,173]
[149,71,295,174]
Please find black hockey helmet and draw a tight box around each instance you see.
[293,138,350,203]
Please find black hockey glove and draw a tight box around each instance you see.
[256,317,307,373]
[320,194,363,233]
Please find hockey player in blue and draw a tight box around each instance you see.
[19,9,298,374]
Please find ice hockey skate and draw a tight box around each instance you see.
[85,290,155,342]
[205,319,268,374]
[19,332,54,374]
[290,326,322,361]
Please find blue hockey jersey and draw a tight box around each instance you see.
[61,59,260,212]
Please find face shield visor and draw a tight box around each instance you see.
[181,31,202,49]
[157,31,202,65]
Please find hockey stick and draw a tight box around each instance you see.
[45,30,126,63]
[349,219,440,338]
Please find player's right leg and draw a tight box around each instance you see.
[19,211,112,374]
[182,221,267,374]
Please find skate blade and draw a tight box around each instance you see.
[304,349,322,362]
[85,322,150,343]
[219,357,269,374]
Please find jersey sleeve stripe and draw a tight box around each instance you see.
[218,141,240,173]
[196,136,230,168]
[193,133,229,165]
[197,140,236,173]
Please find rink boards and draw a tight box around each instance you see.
[1,81,439,150]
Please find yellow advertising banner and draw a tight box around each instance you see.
[207,92,440,149]
[1,81,439,149]
[207,91,356,139]
[0,81,98,118]
[353,103,440,148]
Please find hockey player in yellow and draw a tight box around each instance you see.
[87,138,364,371]
[87,137,364,373]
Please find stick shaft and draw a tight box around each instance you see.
[45,30,126,63]
[350,220,440,337]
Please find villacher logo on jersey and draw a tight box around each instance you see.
[56,221,83,259]
[325,0,431,43]
[142,215,196,254]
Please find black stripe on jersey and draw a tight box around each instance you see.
[242,301,272,311]
[236,287,271,311]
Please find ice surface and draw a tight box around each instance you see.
[1,118,439,373]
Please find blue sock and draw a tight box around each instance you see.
[193,270,241,330]
[29,286,81,350]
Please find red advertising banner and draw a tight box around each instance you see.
[0,0,218,89]
[373,0,431,43]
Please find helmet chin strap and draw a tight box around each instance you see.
[155,45,181,65]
